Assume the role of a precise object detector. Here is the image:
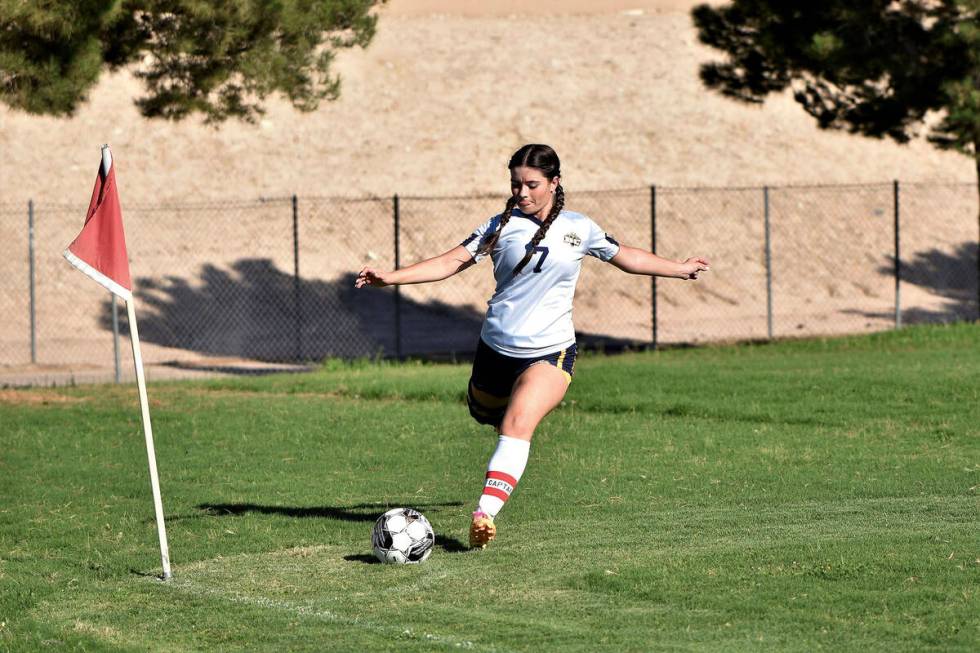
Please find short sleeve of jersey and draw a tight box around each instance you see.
[585,218,621,262]
[460,215,501,263]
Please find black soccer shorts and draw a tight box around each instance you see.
[466,338,577,428]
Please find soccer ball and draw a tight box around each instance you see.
[371,507,435,564]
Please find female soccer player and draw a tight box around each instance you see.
[355,144,709,548]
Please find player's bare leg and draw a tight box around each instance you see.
[500,362,571,440]
[470,363,571,548]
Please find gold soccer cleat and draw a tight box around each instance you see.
[469,511,496,549]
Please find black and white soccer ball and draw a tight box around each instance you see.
[371,507,435,564]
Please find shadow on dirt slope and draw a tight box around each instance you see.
[847,241,979,323]
[100,259,645,363]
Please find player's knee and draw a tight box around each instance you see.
[500,409,537,439]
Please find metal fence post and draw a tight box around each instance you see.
[976,154,980,320]
[650,185,657,349]
[393,194,402,359]
[28,200,37,364]
[292,194,302,361]
[764,186,773,340]
[893,180,901,329]
[112,295,121,382]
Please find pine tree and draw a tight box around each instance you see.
[693,0,980,312]
[0,0,382,123]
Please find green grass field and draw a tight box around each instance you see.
[2,324,978,652]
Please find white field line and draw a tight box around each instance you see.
[160,576,515,653]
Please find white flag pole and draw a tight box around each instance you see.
[126,297,172,580]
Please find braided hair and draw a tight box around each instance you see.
[476,194,519,259]
[512,183,564,276]
[476,144,565,276]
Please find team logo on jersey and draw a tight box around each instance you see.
[563,232,582,247]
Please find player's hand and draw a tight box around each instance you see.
[679,257,710,280]
[355,267,392,288]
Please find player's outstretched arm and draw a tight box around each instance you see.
[610,245,710,280]
[355,245,475,288]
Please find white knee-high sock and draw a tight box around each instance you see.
[477,435,530,518]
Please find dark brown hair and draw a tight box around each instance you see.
[476,144,565,275]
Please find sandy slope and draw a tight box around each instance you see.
[0,0,972,206]
[383,0,717,16]
[0,1,976,383]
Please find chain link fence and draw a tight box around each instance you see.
[1,182,977,383]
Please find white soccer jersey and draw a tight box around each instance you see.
[461,209,621,357]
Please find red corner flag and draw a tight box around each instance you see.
[61,145,172,580]
[63,145,132,300]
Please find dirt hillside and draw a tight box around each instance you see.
[1,1,976,385]
[0,0,972,206]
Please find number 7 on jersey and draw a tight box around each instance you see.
[527,246,549,273]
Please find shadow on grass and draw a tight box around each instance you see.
[129,568,167,580]
[343,553,381,564]
[343,530,470,564]
[197,501,463,522]
[196,501,470,555]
